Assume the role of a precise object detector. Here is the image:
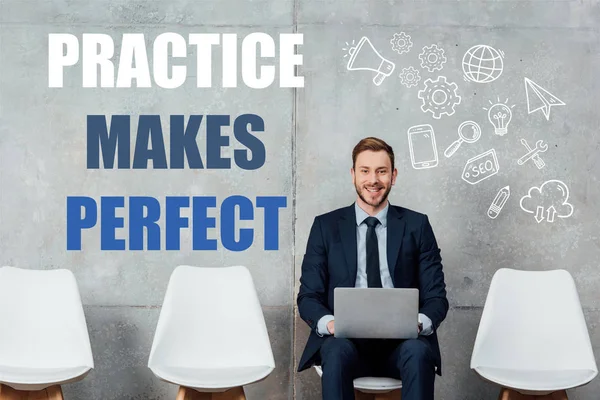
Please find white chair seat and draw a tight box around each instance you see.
[148,265,275,391]
[473,367,597,393]
[0,366,92,391]
[150,365,273,391]
[0,266,94,392]
[470,268,598,393]
[314,365,402,393]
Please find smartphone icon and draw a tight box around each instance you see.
[407,124,438,169]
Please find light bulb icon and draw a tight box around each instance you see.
[483,97,515,136]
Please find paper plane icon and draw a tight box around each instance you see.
[524,77,565,120]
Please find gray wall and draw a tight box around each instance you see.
[1,1,599,399]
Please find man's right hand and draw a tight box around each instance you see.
[327,320,335,335]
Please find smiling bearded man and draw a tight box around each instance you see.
[296,137,449,400]
[352,144,395,210]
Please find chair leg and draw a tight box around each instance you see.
[499,388,568,400]
[176,386,246,400]
[548,391,568,400]
[212,387,245,400]
[373,388,402,400]
[354,390,374,400]
[499,388,524,400]
[44,387,63,400]
[0,385,64,400]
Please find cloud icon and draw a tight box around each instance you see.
[520,180,573,223]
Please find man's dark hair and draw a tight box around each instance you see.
[352,137,395,171]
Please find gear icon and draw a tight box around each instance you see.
[390,32,413,55]
[419,44,447,72]
[417,76,461,119]
[398,66,421,88]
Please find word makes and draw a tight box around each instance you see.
[66,196,287,251]
[88,114,265,169]
[49,33,304,88]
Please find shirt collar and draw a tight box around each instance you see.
[355,201,389,228]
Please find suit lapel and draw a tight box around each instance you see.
[338,205,357,284]
[386,205,406,286]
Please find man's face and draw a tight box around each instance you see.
[351,150,397,209]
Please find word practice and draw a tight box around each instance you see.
[49,33,304,88]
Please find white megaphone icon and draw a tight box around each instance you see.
[346,36,395,86]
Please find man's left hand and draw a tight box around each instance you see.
[418,313,433,336]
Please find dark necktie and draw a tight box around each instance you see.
[364,217,382,288]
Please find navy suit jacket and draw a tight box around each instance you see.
[296,203,449,375]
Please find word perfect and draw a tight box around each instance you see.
[66,195,287,251]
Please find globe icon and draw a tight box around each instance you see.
[462,45,504,83]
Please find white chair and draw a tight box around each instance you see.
[313,365,402,399]
[470,268,598,400]
[0,266,94,400]
[148,265,275,400]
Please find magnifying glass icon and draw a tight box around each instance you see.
[444,121,481,158]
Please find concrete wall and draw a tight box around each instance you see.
[1,1,599,399]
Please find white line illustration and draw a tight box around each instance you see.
[462,45,504,84]
[399,66,421,88]
[488,185,510,219]
[462,149,499,185]
[343,37,395,86]
[444,121,481,158]
[419,44,446,72]
[520,180,573,223]
[418,76,461,119]
[407,124,438,169]
[524,77,565,120]
[483,97,515,136]
[390,32,413,55]
[517,139,548,169]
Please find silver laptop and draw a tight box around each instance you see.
[334,287,419,339]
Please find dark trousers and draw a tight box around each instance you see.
[319,336,436,400]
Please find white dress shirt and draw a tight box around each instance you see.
[316,202,433,337]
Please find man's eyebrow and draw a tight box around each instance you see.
[356,166,388,171]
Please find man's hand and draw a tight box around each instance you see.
[418,322,423,334]
[327,320,335,335]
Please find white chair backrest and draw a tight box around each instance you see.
[0,266,94,369]
[471,268,597,381]
[148,265,275,370]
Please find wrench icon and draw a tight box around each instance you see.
[518,139,548,169]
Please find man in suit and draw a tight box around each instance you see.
[297,137,448,400]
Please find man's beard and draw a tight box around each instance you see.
[355,183,391,208]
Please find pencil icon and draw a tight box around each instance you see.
[488,186,510,219]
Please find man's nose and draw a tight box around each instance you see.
[367,172,378,183]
